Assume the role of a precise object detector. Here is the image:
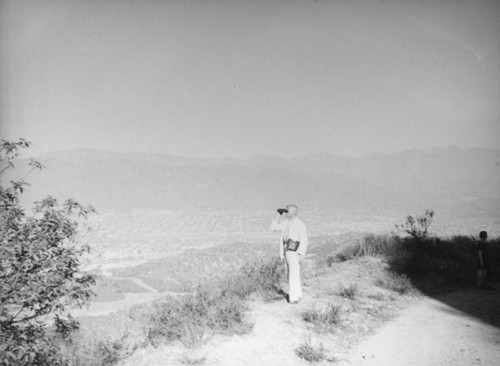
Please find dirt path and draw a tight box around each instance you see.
[123,294,500,366]
[208,292,500,366]
[118,258,500,366]
[118,289,326,366]
[344,297,500,366]
[205,300,314,366]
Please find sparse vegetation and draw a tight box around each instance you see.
[223,258,284,301]
[180,354,207,365]
[325,234,397,264]
[146,258,283,349]
[147,287,249,348]
[301,304,343,332]
[338,284,359,299]
[52,305,151,366]
[367,291,391,301]
[52,332,126,366]
[375,273,413,294]
[34,257,284,365]
[295,337,328,363]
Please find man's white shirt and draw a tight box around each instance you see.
[279,217,308,258]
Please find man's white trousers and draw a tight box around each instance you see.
[285,251,303,302]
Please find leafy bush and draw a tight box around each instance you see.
[330,216,500,291]
[385,236,496,290]
[395,210,434,241]
[0,139,96,365]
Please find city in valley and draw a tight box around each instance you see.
[74,206,499,317]
[10,147,498,316]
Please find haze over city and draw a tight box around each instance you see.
[2,3,500,365]
[1,0,499,158]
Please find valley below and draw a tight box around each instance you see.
[10,147,498,318]
[74,206,500,318]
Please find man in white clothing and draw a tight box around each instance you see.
[279,204,308,304]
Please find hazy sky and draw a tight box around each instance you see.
[1,0,499,158]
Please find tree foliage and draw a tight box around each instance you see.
[0,139,96,365]
[395,210,434,241]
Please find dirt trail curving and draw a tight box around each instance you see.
[208,292,500,366]
[344,296,500,366]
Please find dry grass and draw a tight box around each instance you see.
[295,337,328,363]
[375,273,413,294]
[301,303,344,333]
[338,284,359,299]
[50,258,284,364]
[145,258,284,348]
[180,353,207,365]
[50,324,144,366]
[146,286,251,348]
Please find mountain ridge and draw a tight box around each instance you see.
[36,146,500,162]
[12,147,500,211]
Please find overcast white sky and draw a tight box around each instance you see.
[1,0,499,158]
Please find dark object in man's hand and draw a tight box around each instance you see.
[284,239,300,252]
[277,208,288,215]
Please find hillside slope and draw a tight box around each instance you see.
[117,257,500,366]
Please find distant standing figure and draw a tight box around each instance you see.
[477,231,492,289]
[279,204,308,304]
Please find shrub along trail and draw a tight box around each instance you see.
[118,256,419,365]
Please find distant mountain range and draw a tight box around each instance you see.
[13,147,500,212]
